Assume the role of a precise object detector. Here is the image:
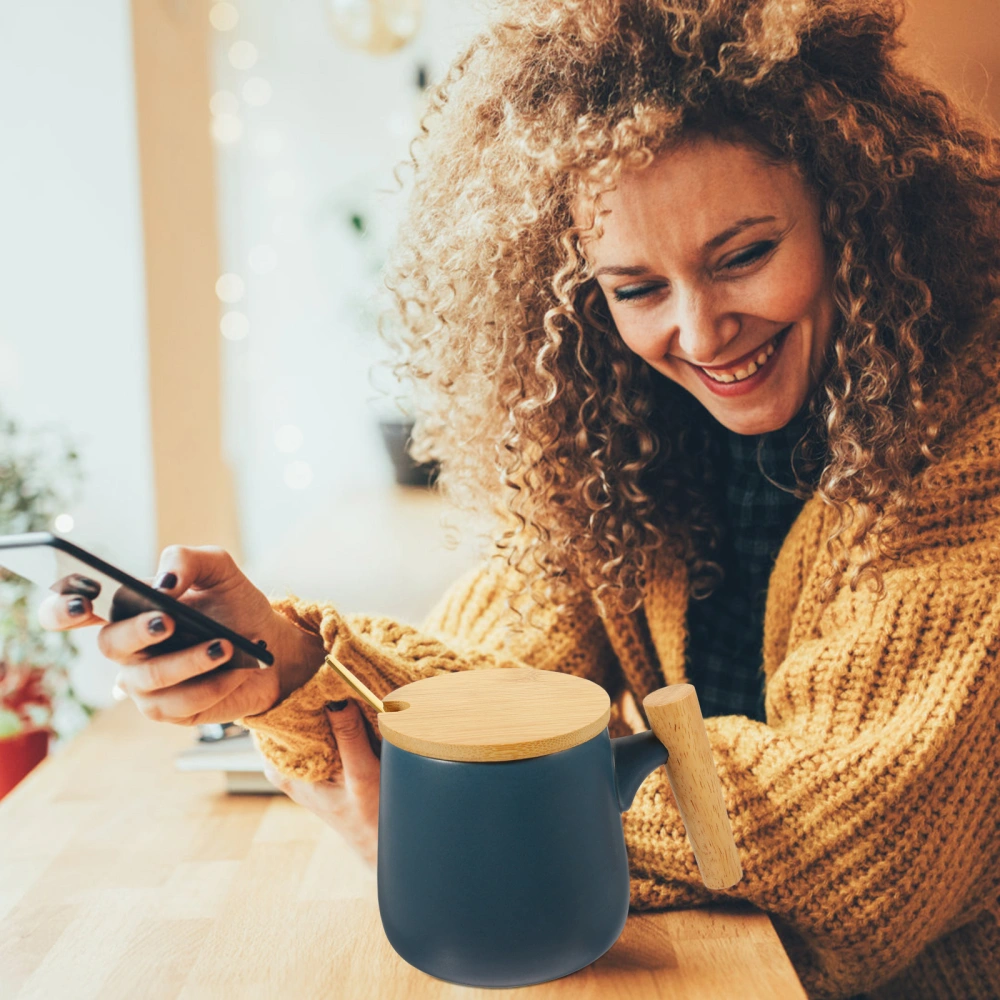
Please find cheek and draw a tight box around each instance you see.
[605,304,667,361]
[762,243,829,320]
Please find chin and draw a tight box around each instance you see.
[705,392,805,436]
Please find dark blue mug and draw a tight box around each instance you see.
[373,667,742,988]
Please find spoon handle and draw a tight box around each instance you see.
[323,653,385,714]
[643,684,743,890]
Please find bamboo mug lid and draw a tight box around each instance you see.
[376,666,611,762]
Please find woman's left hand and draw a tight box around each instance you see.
[262,698,381,869]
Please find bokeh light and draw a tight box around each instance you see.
[215,273,246,303]
[220,311,250,341]
[283,460,313,490]
[209,90,239,116]
[209,3,239,31]
[211,114,244,144]
[228,41,259,71]
[274,424,303,453]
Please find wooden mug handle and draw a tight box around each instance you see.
[642,684,743,890]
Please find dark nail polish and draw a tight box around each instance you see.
[207,640,225,660]
[66,597,86,617]
[153,571,177,590]
[326,699,348,712]
[257,639,268,648]
[147,615,166,635]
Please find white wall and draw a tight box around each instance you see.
[208,0,493,583]
[0,1,155,712]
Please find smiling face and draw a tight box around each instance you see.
[578,134,838,436]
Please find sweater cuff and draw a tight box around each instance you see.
[235,594,393,782]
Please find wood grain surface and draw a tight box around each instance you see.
[378,666,611,761]
[0,700,807,999]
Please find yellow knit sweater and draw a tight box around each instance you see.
[238,373,1000,1000]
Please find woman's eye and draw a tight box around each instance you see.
[724,240,777,270]
[612,284,660,302]
[611,241,779,302]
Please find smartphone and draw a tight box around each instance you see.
[0,532,274,666]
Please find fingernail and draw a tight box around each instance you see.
[325,699,348,712]
[147,615,166,635]
[67,597,86,616]
[207,640,225,660]
[153,571,177,590]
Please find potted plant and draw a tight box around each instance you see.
[0,405,92,799]
[336,205,440,488]
[0,666,54,799]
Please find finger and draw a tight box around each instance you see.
[262,762,288,792]
[96,611,177,665]
[151,543,241,597]
[326,699,380,788]
[117,637,233,696]
[264,766,347,814]
[38,593,106,631]
[128,662,257,724]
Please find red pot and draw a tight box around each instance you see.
[0,727,50,800]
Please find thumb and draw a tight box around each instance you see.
[326,699,379,775]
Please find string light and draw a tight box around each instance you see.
[220,311,250,341]
[209,3,239,31]
[211,114,244,144]
[53,514,74,533]
[215,273,246,303]
[210,90,239,115]
[228,41,259,71]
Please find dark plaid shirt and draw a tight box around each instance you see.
[684,405,822,722]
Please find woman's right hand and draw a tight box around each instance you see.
[37,545,327,726]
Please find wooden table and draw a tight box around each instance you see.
[0,701,807,999]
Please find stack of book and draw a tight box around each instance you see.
[174,725,280,794]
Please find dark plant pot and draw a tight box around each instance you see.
[378,419,439,488]
[0,727,50,800]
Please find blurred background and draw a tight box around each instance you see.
[0,0,996,749]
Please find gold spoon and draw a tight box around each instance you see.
[324,652,385,714]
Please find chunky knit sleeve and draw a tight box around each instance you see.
[236,555,622,783]
[622,520,1000,1000]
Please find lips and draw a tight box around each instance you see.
[688,323,794,396]
[687,325,791,379]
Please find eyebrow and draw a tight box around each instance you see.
[592,214,778,279]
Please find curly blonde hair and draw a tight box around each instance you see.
[381,0,1000,617]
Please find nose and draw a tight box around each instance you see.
[669,288,740,365]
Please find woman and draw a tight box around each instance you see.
[41,0,1000,997]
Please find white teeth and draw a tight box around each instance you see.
[703,330,783,383]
